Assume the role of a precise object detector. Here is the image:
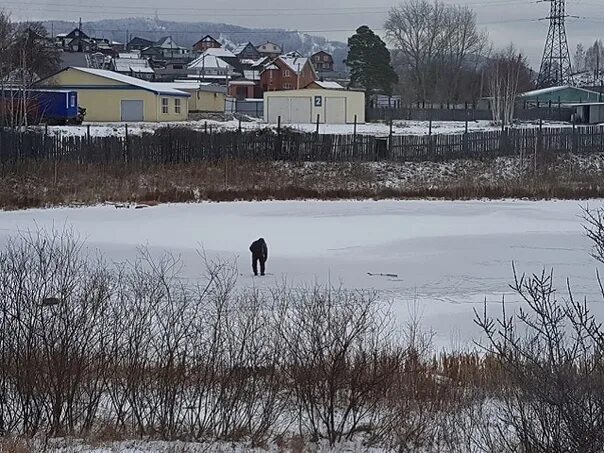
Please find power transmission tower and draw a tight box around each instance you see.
[537,0,574,88]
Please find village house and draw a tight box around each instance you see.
[233,42,262,62]
[127,37,155,52]
[113,52,155,81]
[256,42,282,59]
[56,28,95,52]
[193,35,222,54]
[154,36,190,59]
[187,48,240,83]
[260,55,317,92]
[311,51,335,73]
[36,67,190,122]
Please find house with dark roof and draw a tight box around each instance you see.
[193,35,222,53]
[233,42,261,62]
[55,28,94,52]
[127,37,155,52]
[155,36,189,58]
[311,51,334,73]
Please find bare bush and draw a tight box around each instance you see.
[272,285,401,446]
[0,228,111,436]
[475,266,604,452]
[9,222,604,452]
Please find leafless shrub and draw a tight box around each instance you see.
[13,223,604,452]
[475,265,604,453]
[272,285,401,447]
[0,228,111,436]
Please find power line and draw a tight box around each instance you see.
[1,0,540,12]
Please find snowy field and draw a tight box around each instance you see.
[34,118,573,138]
[0,199,601,349]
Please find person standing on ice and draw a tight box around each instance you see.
[249,238,268,276]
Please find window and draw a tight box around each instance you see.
[284,83,292,89]
[69,94,76,108]
[162,98,169,114]
[324,55,329,62]
[175,98,181,114]
[284,69,291,77]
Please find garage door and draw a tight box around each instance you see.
[267,97,312,123]
[121,100,144,122]
[289,98,312,123]
[325,97,347,124]
[266,97,289,123]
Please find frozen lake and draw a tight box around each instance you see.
[0,200,602,348]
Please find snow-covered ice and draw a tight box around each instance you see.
[0,200,600,349]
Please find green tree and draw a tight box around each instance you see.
[345,25,398,97]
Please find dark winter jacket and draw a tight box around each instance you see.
[250,239,268,260]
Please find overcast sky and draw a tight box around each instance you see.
[5,0,604,68]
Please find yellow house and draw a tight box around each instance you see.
[35,67,190,122]
[162,82,227,113]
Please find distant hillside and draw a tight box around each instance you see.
[42,17,349,71]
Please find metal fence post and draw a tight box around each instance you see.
[276,115,282,159]
[353,114,358,157]
[572,117,577,153]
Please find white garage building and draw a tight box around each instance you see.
[264,87,365,124]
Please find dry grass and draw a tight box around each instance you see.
[0,154,603,210]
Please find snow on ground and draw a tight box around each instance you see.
[34,119,575,138]
[0,200,601,349]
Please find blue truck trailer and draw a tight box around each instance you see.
[0,89,84,125]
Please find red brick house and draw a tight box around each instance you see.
[193,35,221,53]
[260,56,317,92]
[311,51,335,73]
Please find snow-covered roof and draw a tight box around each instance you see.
[186,74,229,80]
[188,48,237,71]
[118,52,141,59]
[239,59,257,65]
[229,80,256,86]
[250,57,270,68]
[243,69,261,81]
[203,47,236,58]
[156,82,227,93]
[563,102,604,107]
[311,81,344,90]
[280,56,310,74]
[67,67,189,97]
[188,55,234,71]
[232,43,251,55]
[114,58,154,74]
[518,85,598,98]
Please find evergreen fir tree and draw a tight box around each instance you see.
[345,26,398,97]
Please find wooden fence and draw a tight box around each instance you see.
[367,106,574,122]
[0,125,603,173]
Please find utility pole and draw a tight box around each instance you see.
[537,0,574,88]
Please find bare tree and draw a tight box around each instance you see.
[0,13,59,128]
[385,0,489,103]
[486,45,532,125]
